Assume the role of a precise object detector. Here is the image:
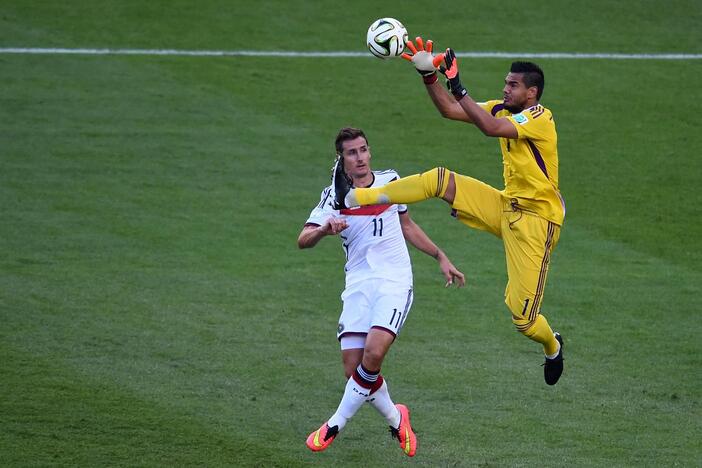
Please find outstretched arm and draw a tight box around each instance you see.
[438,48,518,138]
[455,94,517,138]
[403,37,472,123]
[399,212,465,287]
[424,77,474,123]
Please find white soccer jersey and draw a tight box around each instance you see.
[305,170,412,287]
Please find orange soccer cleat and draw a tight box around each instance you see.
[390,404,417,457]
[306,422,339,452]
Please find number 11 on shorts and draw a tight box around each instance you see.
[389,308,402,328]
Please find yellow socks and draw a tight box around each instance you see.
[516,314,560,356]
[353,167,449,206]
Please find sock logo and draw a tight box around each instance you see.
[352,386,369,398]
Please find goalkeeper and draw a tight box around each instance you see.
[333,38,566,385]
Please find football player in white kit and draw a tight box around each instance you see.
[298,128,464,457]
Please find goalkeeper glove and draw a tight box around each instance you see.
[438,48,468,100]
[401,36,445,84]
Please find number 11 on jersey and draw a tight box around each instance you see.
[372,218,383,236]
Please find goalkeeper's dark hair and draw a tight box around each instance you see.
[511,61,545,100]
[335,127,368,155]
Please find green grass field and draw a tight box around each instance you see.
[1,1,701,466]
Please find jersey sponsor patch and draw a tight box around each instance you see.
[513,113,528,125]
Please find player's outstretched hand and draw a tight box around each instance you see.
[438,48,468,99]
[437,252,466,288]
[401,36,445,78]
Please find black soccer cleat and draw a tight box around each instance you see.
[543,332,564,385]
[331,156,352,210]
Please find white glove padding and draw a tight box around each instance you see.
[401,37,443,77]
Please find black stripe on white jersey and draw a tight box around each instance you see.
[317,187,332,208]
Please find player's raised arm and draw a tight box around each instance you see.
[439,48,518,138]
[402,37,473,123]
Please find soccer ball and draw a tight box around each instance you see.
[366,18,408,59]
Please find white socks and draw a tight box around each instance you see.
[367,379,401,428]
[327,375,402,431]
[327,375,371,431]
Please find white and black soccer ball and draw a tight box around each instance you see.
[366,18,408,59]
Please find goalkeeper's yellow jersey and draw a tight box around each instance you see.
[479,100,565,226]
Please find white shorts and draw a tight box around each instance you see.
[337,278,414,346]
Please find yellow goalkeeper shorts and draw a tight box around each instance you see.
[450,173,561,320]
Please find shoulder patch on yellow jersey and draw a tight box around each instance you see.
[513,112,528,124]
